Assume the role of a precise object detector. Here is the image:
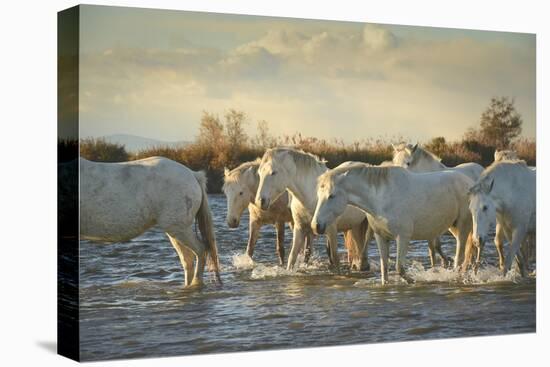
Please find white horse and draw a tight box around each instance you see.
[467,160,536,275]
[392,143,484,180]
[392,143,483,266]
[79,157,221,287]
[494,149,519,162]
[255,148,369,271]
[223,159,296,265]
[488,148,520,269]
[312,164,473,284]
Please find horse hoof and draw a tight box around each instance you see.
[189,279,204,288]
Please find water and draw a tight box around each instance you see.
[79,194,536,361]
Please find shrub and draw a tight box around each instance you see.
[80,138,128,162]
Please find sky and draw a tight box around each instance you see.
[78,5,536,143]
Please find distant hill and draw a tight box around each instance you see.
[102,134,190,152]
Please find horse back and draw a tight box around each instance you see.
[80,157,202,241]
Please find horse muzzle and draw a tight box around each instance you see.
[312,222,326,235]
[257,196,270,210]
[227,217,240,228]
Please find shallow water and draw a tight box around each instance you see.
[79,194,536,361]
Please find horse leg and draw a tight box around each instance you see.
[363,226,373,271]
[350,224,369,271]
[452,225,472,272]
[515,238,530,276]
[324,237,332,265]
[166,233,195,286]
[374,233,389,285]
[246,218,261,258]
[428,239,437,268]
[343,230,355,268]
[167,228,206,286]
[275,221,286,266]
[494,222,505,270]
[287,226,306,270]
[450,227,466,270]
[304,232,313,264]
[434,237,451,267]
[326,225,340,271]
[396,235,412,283]
[505,228,526,276]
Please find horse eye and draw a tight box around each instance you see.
[406,162,410,166]
[271,171,277,176]
[482,205,487,211]
[239,191,243,196]
[328,194,335,199]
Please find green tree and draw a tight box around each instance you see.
[478,97,523,148]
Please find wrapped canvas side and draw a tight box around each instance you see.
[57,5,80,362]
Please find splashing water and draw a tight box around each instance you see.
[231,253,255,270]
[78,195,536,361]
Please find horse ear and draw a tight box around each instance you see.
[487,178,494,192]
[391,143,396,151]
[224,167,230,176]
[468,184,478,196]
[480,177,494,193]
[411,143,418,153]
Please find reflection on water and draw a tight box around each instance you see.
[79,194,536,361]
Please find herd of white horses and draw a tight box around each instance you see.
[79,144,536,286]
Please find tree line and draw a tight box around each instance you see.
[74,97,535,193]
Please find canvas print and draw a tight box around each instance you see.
[58,4,536,362]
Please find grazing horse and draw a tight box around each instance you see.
[79,157,221,287]
[466,160,536,276]
[223,159,297,265]
[255,148,369,271]
[392,143,483,267]
[312,164,473,284]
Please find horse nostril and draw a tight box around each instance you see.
[260,197,268,208]
[316,223,325,234]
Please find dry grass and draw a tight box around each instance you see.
[76,113,536,193]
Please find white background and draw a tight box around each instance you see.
[0,0,547,366]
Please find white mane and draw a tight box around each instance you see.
[471,160,529,194]
[319,164,405,190]
[494,149,519,162]
[262,147,327,174]
[223,158,260,186]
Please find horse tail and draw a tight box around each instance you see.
[193,171,222,284]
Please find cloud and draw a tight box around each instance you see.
[79,21,535,142]
[362,24,398,50]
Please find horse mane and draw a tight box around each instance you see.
[415,146,442,163]
[494,149,519,162]
[263,147,327,173]
[320,163,403,189]
[482,159,529,179]
[472,160,530,194]
[393,142,442,163]
[223,158,261,185]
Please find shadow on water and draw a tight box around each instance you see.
[78,194,536,361]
